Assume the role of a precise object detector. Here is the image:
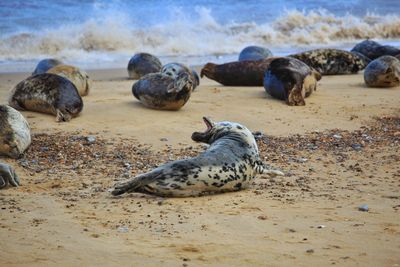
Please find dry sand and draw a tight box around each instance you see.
[0,69,399,267]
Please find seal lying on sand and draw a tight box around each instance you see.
[289,48,370,75]
[161,63,200,90]
[32,58,63,75]
[47,64,92,96]
[364,56,400,87]
[351,40,400,60]
[264,57,321,106]
[201,58,276,86]
[0,162,19,189]
[239,46,273,61]
[132,72,194,110]
[127,53,162,79]
[0,105,31,158]
[9,73,83,122]
[112,117,283,197]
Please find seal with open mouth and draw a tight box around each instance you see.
[112,117,283,197]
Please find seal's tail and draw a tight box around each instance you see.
[111,170,162,196]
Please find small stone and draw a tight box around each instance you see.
[40,146,49,152]
[257,215,268,220]
[306,249,314,253]
[351,144,362,151]
[358,205,369,212]
[332,134,342,139]
[118,226,129,233]
[160,138,168,141]
[298,158,308,163]
[317,225,326,229]
[86,136,96,143]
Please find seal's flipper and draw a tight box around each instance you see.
[111,170,163,196]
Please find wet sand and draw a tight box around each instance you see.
[0,69,399,266]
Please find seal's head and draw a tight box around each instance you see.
[191,117,256,149]
[200,63,217,80]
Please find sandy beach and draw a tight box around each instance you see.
[0,69,399,266]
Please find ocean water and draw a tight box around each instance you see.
[0,0,399,72]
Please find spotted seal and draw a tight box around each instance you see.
[47,64,92,96]
[351,40,400,60]
[132,72,194,110]
[264,57,321,106]
[161,63,200,90]
[32,58,63,75]
[112,117,283,197]
[0,163,19,189]
[238,46,273,61]
[0,105,31,158]
[289,48,370,75]
[8,73,83,122]
[127,53,162,79]
[201,58,276,86]
[364,56,400,87]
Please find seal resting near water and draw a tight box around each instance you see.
[0,105,31,158]
[289,48,370,75]
[8,73,83,122]
[112,117,283,197]
[364,56,400,87]
[127,53,162,79]
[132,72,194,110]
[32,58,63,75]
[0,162,20,189]
[264,57,321,106]
[238,46,273,61]
[161,63,200,90]
[47,64,92,96]
[351,40,400,60]
[201,58,276,86]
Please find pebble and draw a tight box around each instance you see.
[306,249,314,253]
[351,144,362,151]
[160,138,168,141]
[118,226,129,233]
[332,134,342,139]
[358,204,369,212]
[86,136,96,143]
[317,225,326,229]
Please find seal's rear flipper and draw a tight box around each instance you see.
[111,170,163,196]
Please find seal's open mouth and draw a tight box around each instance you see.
[191,117,214,143]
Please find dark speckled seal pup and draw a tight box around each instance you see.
[364,56,400,87]
[161,62,200,90]
[8,73,83,122]
[201,58,276,86]
[132,72,194,110]
[0,162,19,189]
[112,117,283,197]
[127,52,162,79]
[264,57,321,106]
[238,46,273,61]
[32,58,63,75]
[351,40,400,60]
[0,105,31,158]
[289,48,370,75]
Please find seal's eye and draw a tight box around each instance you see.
[172,68,176,72]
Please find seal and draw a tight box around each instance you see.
[8,73,83,122]
[200,57,276,86]
[127,53,162,79]
[32,58,63,75]
[132,72,194,110]
[47,64,92,96]
[364,56,400,88]
[263,57,322,106]
[112,117,283,197]
[161,63,200,90]
[0,162,19,189]
[351,40,400,60]
[289,48,370,75]
[238,46,273,61]
[0,105,31,158]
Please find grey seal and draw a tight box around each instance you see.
[0,105,31,158]
[32,58,63,75]
[0,163,19,189]
[238,46,273,61]
[132,72,194,110]
[289,48,370,75]
[127,53,162,79]
[112,117,283,197]
[351,40,400,60]
[161,62,200,90]
[47,64,92,96]
[364,56,400,87]
[263,57,321,106]
[8,73,83,122]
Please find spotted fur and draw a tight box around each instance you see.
[112,117,283,197]
[364,56,400,88]
[161,63,200,90]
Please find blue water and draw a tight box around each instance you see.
[0,0,399,72]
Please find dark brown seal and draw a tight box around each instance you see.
[351,40,400,60]
[200,58,276,86]
[9,73,83,122]
[364,56,400,87]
